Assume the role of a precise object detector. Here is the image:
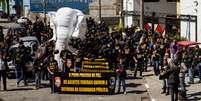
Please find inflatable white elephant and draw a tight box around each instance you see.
[48,7,85,71]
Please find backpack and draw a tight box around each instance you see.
[116,66,125,74]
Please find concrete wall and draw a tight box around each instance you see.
[89,0,119,18]
[133,0,178,15]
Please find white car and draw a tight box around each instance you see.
[11,36,39,53]
[17,17,29,24]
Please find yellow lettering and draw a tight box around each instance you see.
[61,87,74,92]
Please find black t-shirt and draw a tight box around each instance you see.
[60,49,73,60]
[152,50,160,61]
[34,58,42,71]
[136,52,144,62]
[48,60,58,73]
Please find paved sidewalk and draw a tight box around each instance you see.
[143,67,201,101]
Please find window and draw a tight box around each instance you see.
[144,0,160,2]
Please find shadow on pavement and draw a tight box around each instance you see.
[186,97,201,101]
[188,91,201,98]
[0,98,4,101]
[126,76,135,79]
[127,90,147,94]
[40,83,50,88]
[127,76,143,80]
[6,88,34,91]
[126,83,142,88]
[143,74,154,77]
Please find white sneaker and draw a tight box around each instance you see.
[124,91,127,95]
[16,83,20,87]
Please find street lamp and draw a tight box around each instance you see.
[99,0,101,22]
[43,0,47,25]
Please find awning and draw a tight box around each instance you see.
[177,41,201,46]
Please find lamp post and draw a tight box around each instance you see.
[43,0,47,26]
[98,0,101,22]
[140,0,144,29]
[119,0,124,27]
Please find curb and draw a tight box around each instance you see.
[142,76,156,101]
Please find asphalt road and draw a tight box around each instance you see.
[0,72,149,101]
[0,19,150,101]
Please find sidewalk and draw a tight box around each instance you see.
[143,67,201,101]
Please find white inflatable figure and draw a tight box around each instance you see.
[48,7,85,71]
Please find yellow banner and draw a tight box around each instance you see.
[61,87,109,92]
[69,69,114,73]
[69,73,101,78]
[82,61,109,65]
[82,65,109,69]
[83,58,106,61]
[63,80,108,85]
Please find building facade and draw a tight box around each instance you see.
[123,0,180,27]
[180,0,200,42]
[89,0,180,27]
[0,0,9,13]
[89,0,121,17]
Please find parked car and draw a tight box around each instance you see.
[17,16,30,24]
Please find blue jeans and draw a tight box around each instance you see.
[75,66,81,72]
[134,62,143,78]
[35,71,41,88]
[179,77,186,91]
[188,68,194,83]
[15,64,24,84]
[153,61,160,76]
[196,62,201,80]
[117,76,126,93]
[162,79,169,93]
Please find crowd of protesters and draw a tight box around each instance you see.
[0,16,201,100]
[0,16,53,90]
[69,17,201,99]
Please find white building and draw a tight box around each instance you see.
[180,0,200,42]
[123,0,180,27]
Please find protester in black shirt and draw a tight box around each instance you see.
[152,48,160,76]
[33,57,43,89]
[133,47,144,78]
[0,51,7,91]
[47,56,58,93]
[15,41,27,86]
[116,57,127,94]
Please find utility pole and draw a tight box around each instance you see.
[140,0,144,29]
[43,0,47,26]
[99,0,101,22]
[151,12,155,34]
[188,15,191,41]
[6,0,10,16]
[120,0,124,27]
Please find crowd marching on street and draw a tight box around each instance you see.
[0,17,201,101]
